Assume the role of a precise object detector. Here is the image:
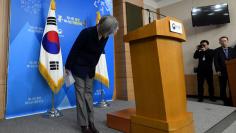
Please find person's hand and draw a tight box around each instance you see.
[216,71,221,76]
[197,47,204,51]
[201,47,206,51]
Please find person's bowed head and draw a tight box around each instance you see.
[97,15,119,39]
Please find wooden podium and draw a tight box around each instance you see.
[107,17,195,133]
[226,58,236,107]
[121,17,195,133]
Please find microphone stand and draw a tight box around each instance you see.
[140,7,166,23]
[146,9,152,23]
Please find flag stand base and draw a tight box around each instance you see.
[43,92,63,118]
[95,88,110,108]
[44,108,63,118]
[95,100,110,108]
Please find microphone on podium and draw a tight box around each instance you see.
[139,7,166,23]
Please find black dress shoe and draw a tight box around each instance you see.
[209,98,216,102]
[89,122,99,133]
[198,98,203,102]
[224,102,229,106]
[81,126,93,133]
[224,100,232,106]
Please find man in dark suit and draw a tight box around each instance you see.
[65,16,118,133]
[194,40,215,102]
[214,36,236,105]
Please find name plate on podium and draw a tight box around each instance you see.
[170,20,183,34]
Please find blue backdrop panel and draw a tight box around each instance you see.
[6,0,114,119]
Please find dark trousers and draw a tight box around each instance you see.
[219,73,230,105]
[73,75,94,126]
[197,72,214,99]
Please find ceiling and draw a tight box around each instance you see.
[144,0,183,9]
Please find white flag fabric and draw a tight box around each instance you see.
[39,0,63,93]
[95,11,109,87]
[95,54,109,87]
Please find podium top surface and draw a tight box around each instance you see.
[124,17,186,42]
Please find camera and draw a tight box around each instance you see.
[197,44,204,50]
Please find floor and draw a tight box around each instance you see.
[0,100,235,133]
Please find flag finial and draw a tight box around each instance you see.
[96,11,101,24]
[51,0,56,10]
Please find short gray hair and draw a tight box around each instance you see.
[98,15,119,36]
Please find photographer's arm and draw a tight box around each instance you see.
[193,50,201,59]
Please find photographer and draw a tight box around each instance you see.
[194,40,215,102]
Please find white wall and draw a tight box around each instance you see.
[160,0,236,74]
